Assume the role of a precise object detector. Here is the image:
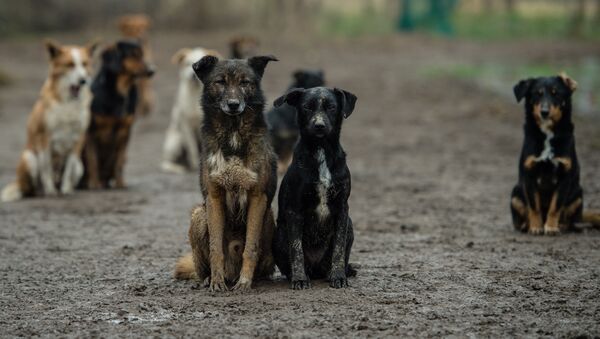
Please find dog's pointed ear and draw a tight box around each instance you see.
[293,70,304,82]
[334,88,357,119]
[192,55,219,82]
[513,78,533,103]
[559,72,577,93]
[171,48,191,65]
[86,39,100,57]
[101,45,122,73]
[274,88,304,108]
[44,39,62,60]
[248,55,278,78]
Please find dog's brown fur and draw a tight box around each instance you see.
[1,40,97,202]
[229,36,259,59]
[117,14,154,116]
[174,55,278,291]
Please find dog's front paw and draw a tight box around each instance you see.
[544,224,561,236]
[329,271,348,289]
[209,274,228,292]
[87,179,102,190]
[290,278,311,290]
[232,276,252,291]
[528,227,544,236]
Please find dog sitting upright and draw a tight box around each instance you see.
[510,74,599,235]
[272,87,357,289]
[266,69,325,174]
[1,40,97,202]
[161,47,221,173]
[174,55,278,291]
[118,14,155,116]
[81,41,154,189]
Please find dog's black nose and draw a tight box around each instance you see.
[227,99,240,111]
[79,78,87,85]
[314,122,326,131]
[541,110,550,118]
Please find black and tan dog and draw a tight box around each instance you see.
[80,41,154,189]
[510,74,600,235]
[174,55,278,291]
[266,69,326,174]
[272,86,357,289]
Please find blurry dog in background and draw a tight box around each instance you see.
[510,73,600,235]
[80,41,154,189]
[229,36,259,59]
[174,55,278,291]
[272,86,357,289]
[1,40,97,202]
[161,47,221,173]
[118,14,155,116]
[266,69,325,174]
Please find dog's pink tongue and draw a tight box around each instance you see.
[70,85,81,99]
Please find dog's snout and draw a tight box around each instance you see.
[313,121,326,131]
[541,110,550,118]
[145,65,156,77]
[227,99,240,111]
[78,78,87,86]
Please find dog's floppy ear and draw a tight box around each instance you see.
[192,55,219,82]
[274,88,304,108]
[101,45,122,73]
[334,88,357,119]
[559,72,577,93]
[248,55,278,78]
[171,48,191,65]
[293,70,305,82]
[513,78,533,103]
[44,39,62,60]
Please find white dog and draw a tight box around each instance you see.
[162,47,220,173]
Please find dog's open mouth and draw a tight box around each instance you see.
[69,84,82,99]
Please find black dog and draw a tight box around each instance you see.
[266,70,325,174]
[510,74,586,235]
[81,40,154,189]
[272,86,357,289]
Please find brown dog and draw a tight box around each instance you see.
[80,41,154,189]
[118,14,154,116]
[174,55,278,291]
[229,35,259,59]
[2,40,97,202]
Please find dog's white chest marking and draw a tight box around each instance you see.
[230,132,240,150]
[46,97,89,157]
[315,148,331,222]
[536,124,554,162]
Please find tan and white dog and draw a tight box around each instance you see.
[161,47,220,173]
[1,40,97,202]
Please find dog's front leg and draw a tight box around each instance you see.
[207,184,228,291]
[84,136,102,189]
[544,180,570,235]
[287,210,309,290]
[329,204,350,288]
[38,149,57,196]
[234,190,267,291]
[61,134,86,194]
[524,179,543,235]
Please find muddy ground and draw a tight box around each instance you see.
[1,32,600,338]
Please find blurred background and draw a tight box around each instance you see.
[1,0,600,114]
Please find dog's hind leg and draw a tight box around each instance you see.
[37,149,56,196]
[510,185,527,232]
[187,205,210,283]
[1,151,37,202]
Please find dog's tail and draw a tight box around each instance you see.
[174,253,197,280]
[1,182,22,202]
[583,211,600,227]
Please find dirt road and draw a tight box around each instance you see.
[1,32,599,337]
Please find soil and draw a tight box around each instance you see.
[1,32,599,337]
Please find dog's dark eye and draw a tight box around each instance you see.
[240,80,251,86]
[215,79,226,85]
[326,105,336,112]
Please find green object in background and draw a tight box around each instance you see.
[397,0,457,36]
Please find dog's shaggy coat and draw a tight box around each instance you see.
[174,55,278,291]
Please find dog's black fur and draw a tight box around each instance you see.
[272,86,357,289]
[81,40,154,189]
[510,74,583,235]
[266,70,326,173]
